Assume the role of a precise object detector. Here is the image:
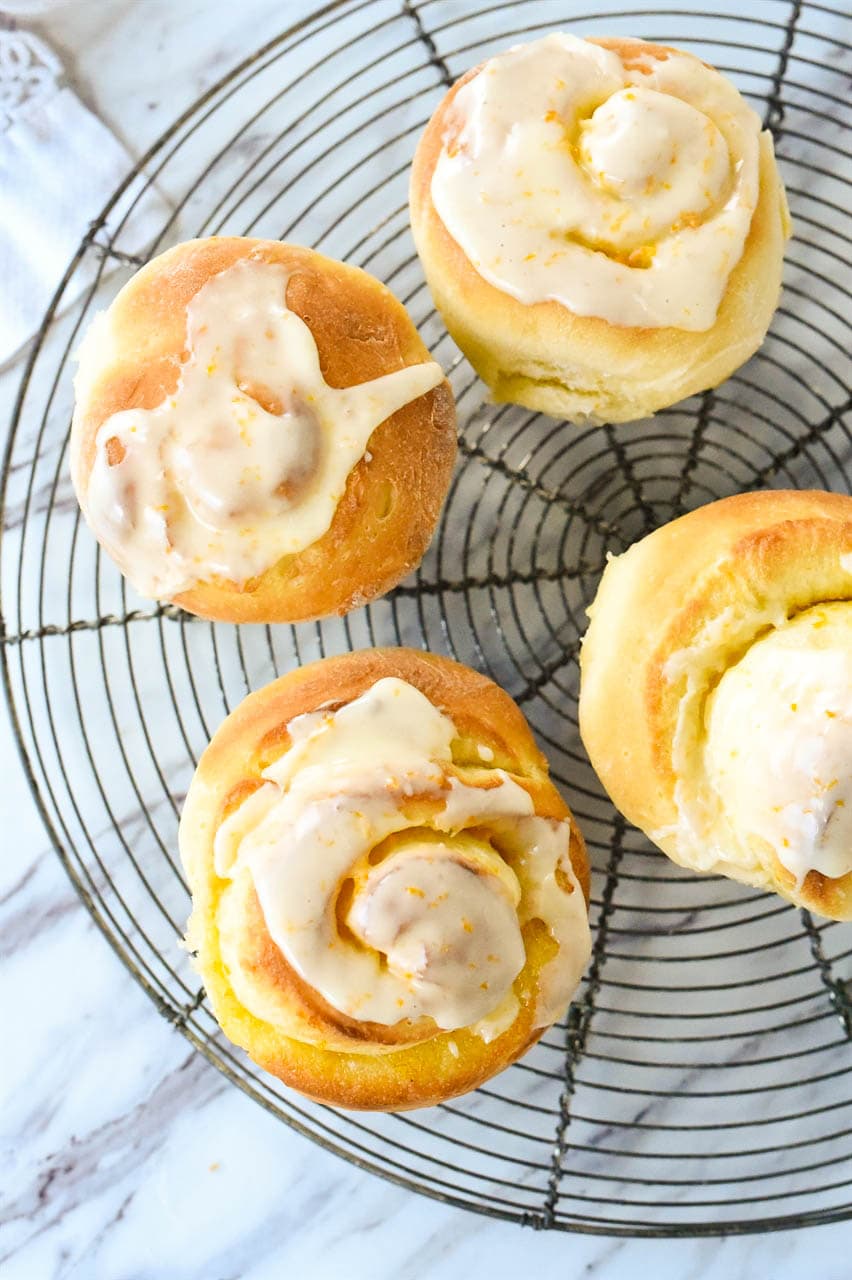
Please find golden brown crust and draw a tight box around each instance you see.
[180,648,589,1109]
[71,237,457,622]
[579,490,852,919]
[409,38,790,424]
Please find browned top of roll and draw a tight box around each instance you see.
[71,237,456,622]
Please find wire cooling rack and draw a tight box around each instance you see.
[2,0,852,1238]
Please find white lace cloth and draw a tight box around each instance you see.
[0,29,168,366]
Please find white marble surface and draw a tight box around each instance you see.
[2,1,852,1276]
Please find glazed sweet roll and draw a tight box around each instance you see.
[180,649,591,1109]
[579,490,852,919]
[71,237,456,622]
[410,34,790,423]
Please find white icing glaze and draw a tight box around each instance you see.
[655,599,789,873]
[80,257,444,599]
[430,33,762,330]
[704,605,852,885]
[214,677,590,1037]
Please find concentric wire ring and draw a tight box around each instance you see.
[2,0,851,1236]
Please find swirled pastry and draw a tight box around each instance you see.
[70,237,456,622]
[579,490,852,918]
[180,649,591,1109]
[410,35,790,424]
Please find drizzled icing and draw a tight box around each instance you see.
[430,34,762,330]
[214,678,590,1040]
[79,258,444,599]
[704,604,852,886]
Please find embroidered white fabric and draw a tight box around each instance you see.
[0,29,62,128]
[0,29,169,366]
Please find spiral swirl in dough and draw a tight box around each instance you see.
[213,676,588,1040]
[411,35,790,424]
[180,650,591,1108]
[579,490,852,920]
[431,33,760,330]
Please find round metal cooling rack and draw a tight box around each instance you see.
[3,0,852,1238]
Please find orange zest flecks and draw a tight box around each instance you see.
[669,211,705,235]
[627,245,655,270]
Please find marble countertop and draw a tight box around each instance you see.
[2,1,852,1276]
